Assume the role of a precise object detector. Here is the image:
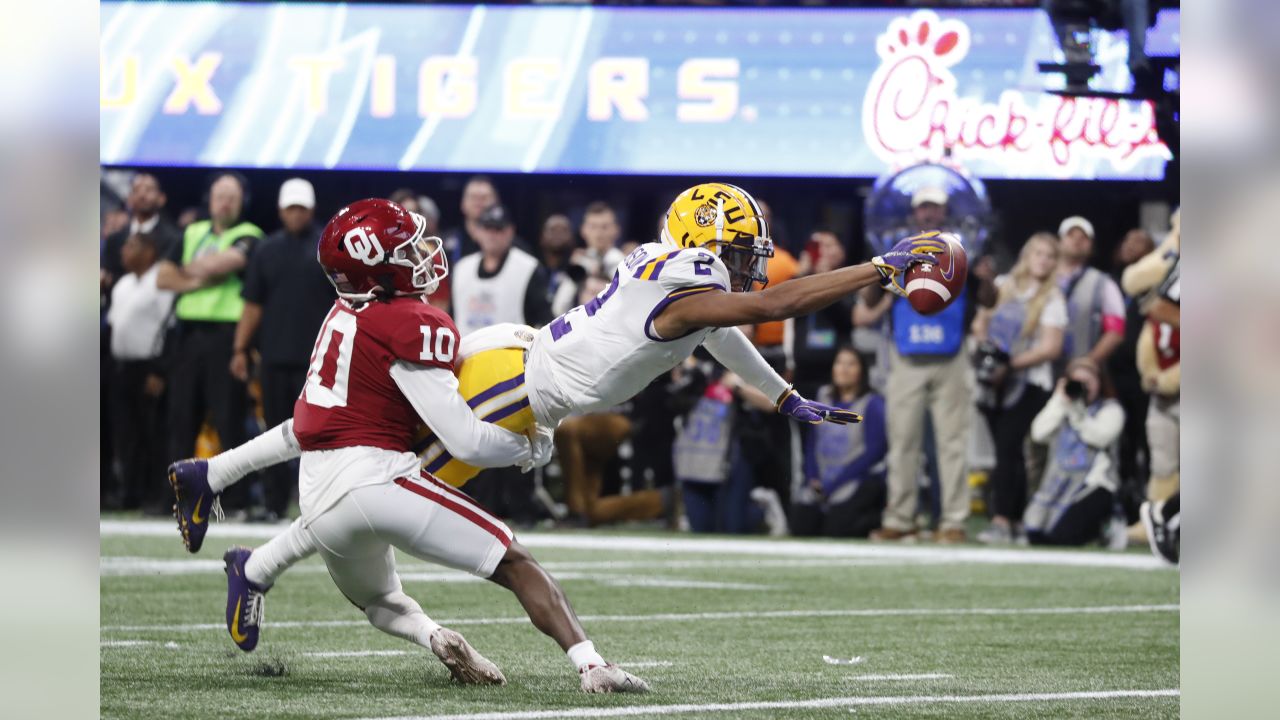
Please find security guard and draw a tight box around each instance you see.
[156,172,264,512]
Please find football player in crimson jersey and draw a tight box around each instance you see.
[171,199,648,693]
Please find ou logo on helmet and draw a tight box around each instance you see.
[344,227,385,265]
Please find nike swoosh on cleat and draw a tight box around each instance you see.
[191,497,204,524]
[230,598,248,643]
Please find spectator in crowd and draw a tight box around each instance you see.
[100,172,180,506]
[571,201,625,278]
[1056,216,1127,370]
[176,206,201,230]
[1109,228,1157,515]
[1138,258,1180,498]
[156,171,265,512]
[101,173,180,296]
[862,187,973,544]
[229,178,331,520]
[105,232,175,511]
[675,366,746,533]
[787,229,855,399]
[1023,357,1125,545]
[539,213,582,317]
[789,348,887,538]
[442,175,499,261]
[971,232,1067,544]
[451,204,552,337]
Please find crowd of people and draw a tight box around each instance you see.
[100,171,1179,549]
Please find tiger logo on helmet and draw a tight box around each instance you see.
[660,182,774,292]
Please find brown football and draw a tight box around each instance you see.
[905,233,968,315]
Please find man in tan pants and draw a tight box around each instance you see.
[555,413,670,526]
[877,346,973,542]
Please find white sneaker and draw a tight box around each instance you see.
[976,523,1012,545]
[430,628,506,685]
[750,487,789,537]
[579,663,650,694]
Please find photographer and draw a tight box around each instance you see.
[1023,358,1126,546]
[971,232,1066,544]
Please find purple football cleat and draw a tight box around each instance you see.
[168,459,217,553]
[224,547,269,652]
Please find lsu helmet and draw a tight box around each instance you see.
[660,182,774,292]
[317,198,448,302]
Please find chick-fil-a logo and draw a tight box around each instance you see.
[862,11,1170,175]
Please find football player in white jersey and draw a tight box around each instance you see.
[169,182,942,669]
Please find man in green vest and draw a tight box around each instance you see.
[157,172,264,513]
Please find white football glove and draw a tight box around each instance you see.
[519,424,555,473]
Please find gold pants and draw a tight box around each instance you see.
[413,347,536,487]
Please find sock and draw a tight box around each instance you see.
[244,518,316,588]
[208,420,301,493]
[567,640,605,670]
[364,592,442,648]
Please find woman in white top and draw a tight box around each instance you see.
[971,232,1067,544]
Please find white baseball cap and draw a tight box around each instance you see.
[278,178,315,210]
[911,187,949,208]
[1058,215,1094,239]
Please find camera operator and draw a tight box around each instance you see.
[971,232,1067,544]
[1023,357,1126,546]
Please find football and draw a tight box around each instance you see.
[905,233,969,315]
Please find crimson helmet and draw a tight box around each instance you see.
[317,198,448,301]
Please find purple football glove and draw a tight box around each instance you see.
[777,388,863,425]
[871,232,946,297]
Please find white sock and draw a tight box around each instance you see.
[364,592,442,648]
[243,518,315,588]
[567,640,605,670]
[207,420,301,493]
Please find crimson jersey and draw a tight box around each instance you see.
[293,297,459,452]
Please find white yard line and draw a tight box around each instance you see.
[101,603,1177,634]
[99,555,928,577]
[847,673,953,681]
[355,689,1180,720]
[618,661,674,668]
[100,520,1169,570]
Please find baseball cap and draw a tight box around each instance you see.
[478,204,513,229]
[911,187,949,208]
[278,178,315,210]
[1058,215,1095,239]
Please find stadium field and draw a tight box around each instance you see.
[101,519,1178,719]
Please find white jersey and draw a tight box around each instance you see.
[527,242,730,423]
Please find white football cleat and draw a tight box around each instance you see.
[579,663,650,694]
[429,628,506,685]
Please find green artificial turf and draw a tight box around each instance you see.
[100,522,1179,719]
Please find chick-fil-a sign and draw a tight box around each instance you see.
[863,10,1170,176]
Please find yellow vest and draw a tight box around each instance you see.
[174,220,264,323]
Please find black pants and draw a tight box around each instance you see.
[1027,486,1113,546]
[259,362,307,516]
[982,384,1051,521]
[789,480,886,538]
[109,359,169,510]
[168,322,254,510]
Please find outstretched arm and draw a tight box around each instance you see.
[653,263,882,338]
[701,327,791,404]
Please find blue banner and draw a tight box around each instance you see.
[100,2,1177,179]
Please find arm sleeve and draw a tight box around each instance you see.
[1100,277,1126,335]
[824,394,887,496]
[1030,393,1069,444]
[1071,400,1126,449]
[523,265,553,327]
[389,361,533,468]
[700,326,791,404]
